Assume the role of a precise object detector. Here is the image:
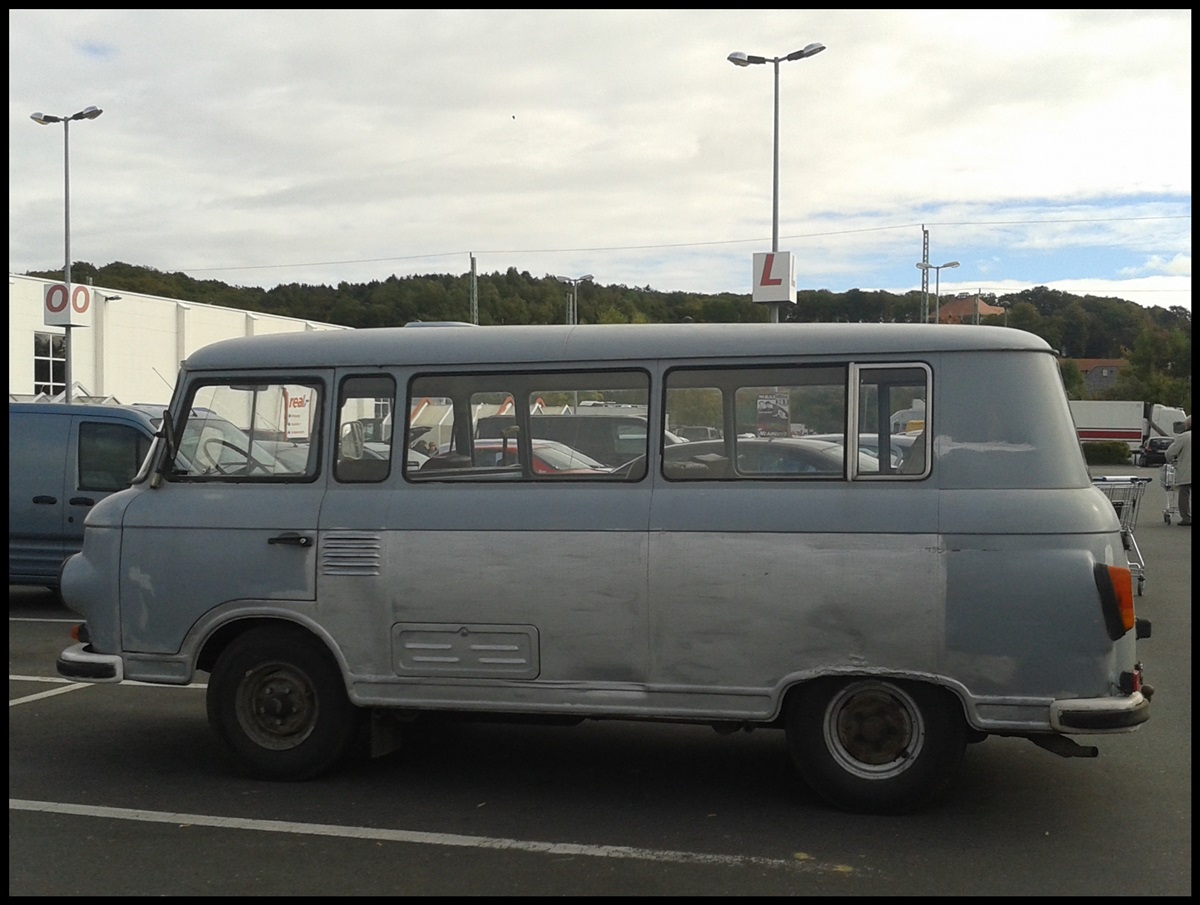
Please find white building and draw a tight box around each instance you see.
[8,274,351,406]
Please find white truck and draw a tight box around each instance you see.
[1068,400,1144,451]
[1068,400,1188,456]
[1144,404,1187,443]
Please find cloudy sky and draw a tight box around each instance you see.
[8,10,1192,313]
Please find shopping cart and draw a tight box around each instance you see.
[1160,464,1180,525]
[1092,475,1151,595]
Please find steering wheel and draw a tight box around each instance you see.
[202,436,268,475]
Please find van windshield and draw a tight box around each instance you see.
[163,384,321,480]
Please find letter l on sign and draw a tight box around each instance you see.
[751,251,797,304]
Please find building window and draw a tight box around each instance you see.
[34,332,66,397]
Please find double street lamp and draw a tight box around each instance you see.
[555,273,593,325]
[915,260,959,324]
[728,43,825,323]
[30,105,104,402]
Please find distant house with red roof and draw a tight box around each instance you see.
[934,295,1006,324]
[1068,358,1128,395]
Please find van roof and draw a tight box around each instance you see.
[183,323,1051,372]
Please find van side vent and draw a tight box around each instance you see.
[392,624,540,679]
[321,532,382,577]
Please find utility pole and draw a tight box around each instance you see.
[920,225,930,323]
[469,254,478,324]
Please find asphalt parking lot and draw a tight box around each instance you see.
[9,463,1191,895]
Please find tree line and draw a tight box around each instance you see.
[38,260,1191,411]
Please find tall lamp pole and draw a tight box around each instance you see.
[915,261,959,324]
[30,105,104,403]
[728,43,825,324]
[555,273,593,326]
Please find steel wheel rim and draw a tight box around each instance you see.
[823,680,926,779]
[235,662,320,750]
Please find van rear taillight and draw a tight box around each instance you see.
[1094,563,1135,640]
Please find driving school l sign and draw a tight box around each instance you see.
[43,283,93,327]
[751,252,797,305]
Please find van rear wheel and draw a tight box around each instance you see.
[207,625,360,781]
[786,677,966,814]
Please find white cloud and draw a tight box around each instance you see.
[8,9,1191,312]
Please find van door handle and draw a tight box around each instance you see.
[268,533,313,548]
[33,495,58,505]
[70,497,96,507]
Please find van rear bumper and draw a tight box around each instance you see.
[57,643,124,683]
[1050,691,1149,732]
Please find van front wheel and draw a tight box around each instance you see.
[786,677,966,814]
[207,625,360,781]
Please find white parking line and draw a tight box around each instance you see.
[9,798,856,874]
[10,675,207,692]
[8,683,90,706]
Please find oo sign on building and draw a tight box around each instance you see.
[751,251,797,305]
[43,283,93,327]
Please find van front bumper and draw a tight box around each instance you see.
[57,643,124,683]
[1050,691,1150,732]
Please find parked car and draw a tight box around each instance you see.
[675,425,722,442]
[471,438,612,474]
[1135,436,1173,467]
[664,436,878,477]
[663,429,690,445]
[9,402,156,590]
[805,432,917,468]
[476,413,648,467]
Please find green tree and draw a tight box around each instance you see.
[1058,359,1086,399]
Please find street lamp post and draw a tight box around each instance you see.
[728,43,825,324]
[30,105,104,403]
[555,274,593,326]
[915,261,959,324]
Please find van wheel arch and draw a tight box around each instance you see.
[784,676,968,814]
[205,622,362,781]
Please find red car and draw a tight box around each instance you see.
[471,438,611,474]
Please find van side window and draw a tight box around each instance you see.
[408,370,650,480]
[855,364,931,479]
[170,381,322,481]
[664,366,848,479]
[336,375,395,483]
[78,422,153,491]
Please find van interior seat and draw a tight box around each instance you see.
[335,458,390,482]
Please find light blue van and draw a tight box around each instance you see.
[55,323,1153,813]
[9,402,156,590]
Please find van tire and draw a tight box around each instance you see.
[207,625,360,781]
[786,677,966,814]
